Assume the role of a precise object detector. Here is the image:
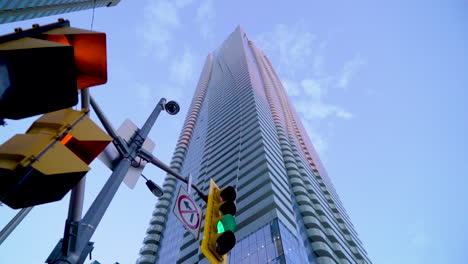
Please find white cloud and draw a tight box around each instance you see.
[302,121,328,158]
[337,54,366,89]
[141,0,184,59]
[170,49,196,86]
[256,23,318,77]
[135,83,152,108]
[410,230,427,249]
[161,84,184,103]
[152,0,180,26]
[140,0,218,59]
[282,79,301,97]
[196,0,215,40]
[301,79,323,100]
[312,42,327,75]
[160,49,198,103]
[335,109,353,119]
[257,24,365,156]
[175,0,194,8]
[296,101,353,120]
[289,77,354,121]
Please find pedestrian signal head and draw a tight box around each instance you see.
[0,109,111,209]
[0,19,107,120]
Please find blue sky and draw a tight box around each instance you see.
[0,0,467,263]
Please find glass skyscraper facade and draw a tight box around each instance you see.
[0,0,120,24]
[137,27,372,264]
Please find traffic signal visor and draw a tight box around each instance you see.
[217,214,236,233]
[43,26,107,90]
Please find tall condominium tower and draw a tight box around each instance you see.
[137,27,371,264]
[0,0,120,24]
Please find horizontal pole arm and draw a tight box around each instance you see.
[138,149,207,202]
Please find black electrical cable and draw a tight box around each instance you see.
[91,0,96,30]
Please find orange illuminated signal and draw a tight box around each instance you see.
[61,134,73,145]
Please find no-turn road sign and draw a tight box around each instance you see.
[173,186,202,239]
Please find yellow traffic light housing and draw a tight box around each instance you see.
[201,179,237,264]
[0,19,107,120]
[0,108,112,209]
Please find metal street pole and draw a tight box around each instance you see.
[0,207,33,245]
[67,89,90,222]
[47,98,166,264]
[61,89,89,258]
[0,91,92,247]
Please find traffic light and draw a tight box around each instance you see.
[201,179,237,264]
[42,22,107,90]
[0,19,107,120]
[0,108,112,209]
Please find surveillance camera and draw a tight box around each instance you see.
[165,100,180,115]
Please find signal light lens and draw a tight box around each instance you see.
[217,214,236,233]
[216,231,236,255]
[220,186,236,201]
[60,134,73,144]
[219,201,236,215]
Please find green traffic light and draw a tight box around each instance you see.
[217,221,225,233]
[217,214,236,233]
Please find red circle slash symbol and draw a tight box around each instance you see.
[178,195,200,229]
